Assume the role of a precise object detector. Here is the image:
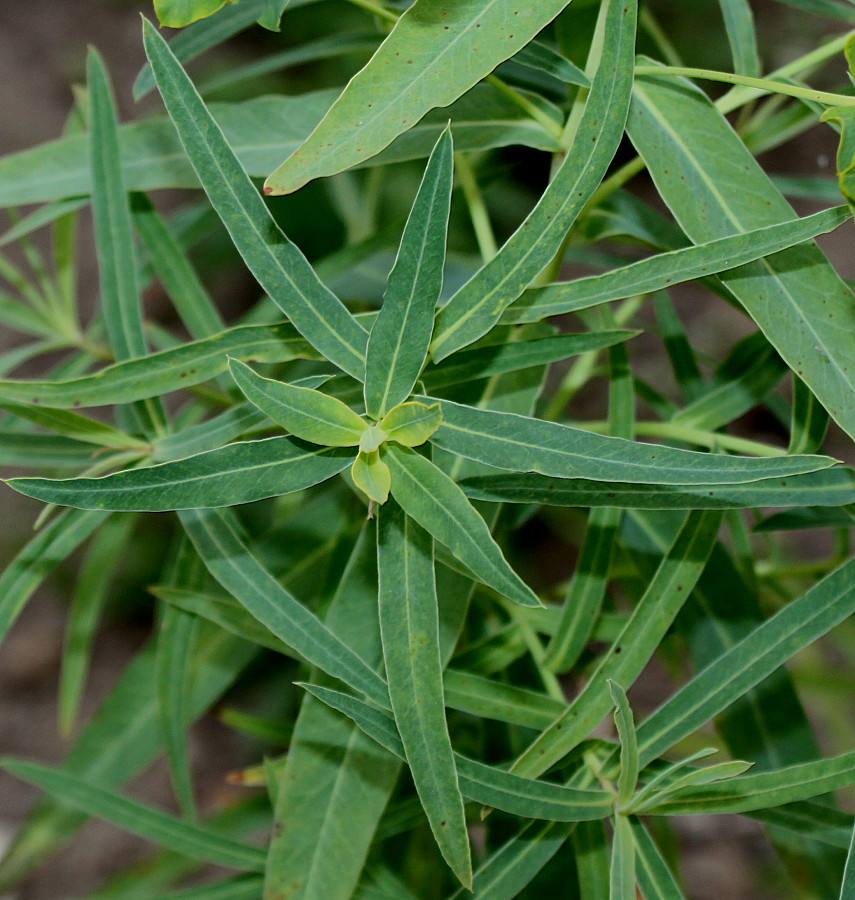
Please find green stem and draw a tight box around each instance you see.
[344,0,397,23]
[486,75,564,140]
[455,153,498,262]
[639,8,684,68]
[636,64,855,108]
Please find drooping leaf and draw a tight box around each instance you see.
[351,451,392,504]
[364,129,453,418]
[430,0,638,360]
[142,19,369,379]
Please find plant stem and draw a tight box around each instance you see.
[344,0,397,24]
[485,75,564,140]
[455,153,498,263]
[636,65,855,108]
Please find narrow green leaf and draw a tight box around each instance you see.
[426,398,835,486]
[0,508,107,650]
[88,49,147,363]
[265,528,400,900]
[504,40,590,89]
[1,759,265,870]
[229,359,366,446]
[301,683,613,823]
[575,820,610,900]
[647,751,855,815]
[789,376,830,454]
[430,0,638,360]
[132,194,225,340]
[446,819,575,900]
[628,63,855,442]
[841,822,855,900]
[59,514,136,735]
[630,819,687,900]
[264,0,581,194]
[7,436,353,511]
[384,443,541,608]
[380,401,442,447]
[0,401,149,451]
[718,0,760,76]
[609,815,636,900]
[513,511,723,779]
[443,668,565,731]
[179,507,389,708]
[0,322,317,408]
[378,503,471,887]
[634,556,855,767]
[364,129,453,418]
[504,205,851,323]
[142,19,369,380]
[609,682,639,807]
[461,466,855,510]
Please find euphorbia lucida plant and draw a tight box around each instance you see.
[0,0,853,897]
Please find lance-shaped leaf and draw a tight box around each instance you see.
[142,19,368,380]
[842,821,855,900]
[264,0,580,194]
[364,129,453,418]
[822,105,855,206]
[384,444,541,608]
[0,402,149,451]
[512,510,722,779]
[631,819,687,900]
[628,62,855,442]
[429,0,637,361]
[6,436,354,511]
[609,814,636,900]
[380,401,442,447]
[504,205,851,324]
[229,359,367,446]
[88,49,147,363]
[180,508,389,708]
[301,683,613,823]
[378,502,471,887]
[609,682,639,809]
[645,751,855,815]
[425,398,835,486]
[0,322,317,408]
[0,508,107,650]
[460,467,855,510]
[0,759,266,871]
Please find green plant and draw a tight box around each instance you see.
[0,0,854,896]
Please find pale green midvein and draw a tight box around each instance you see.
[634,82,849,389]
[161,62,367,364]
[637,65,855,109]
